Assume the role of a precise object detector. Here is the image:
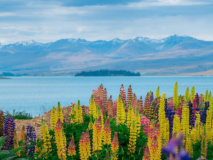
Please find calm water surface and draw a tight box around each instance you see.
[0,76,213,116]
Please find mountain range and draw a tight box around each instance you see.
[1,35,213,76]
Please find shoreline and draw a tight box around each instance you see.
[0,77,11,79]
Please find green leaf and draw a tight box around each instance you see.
[0,150,17,159]
[11,146,22,154]
[0,150,11,157]
[2,155,17,160]
[0,136,7,149]
[29,140,36,145]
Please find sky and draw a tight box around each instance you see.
[0,0,213,44]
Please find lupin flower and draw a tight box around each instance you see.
[2,117,15,150]
[156,86,160,98]
[50,106,57,130]
[76,100,83,123]
[140,116,150,136]
[173,115,181,136]
[144,94,150,117]
[84,130,91,158]
[184,87,189,102]
[162,93,166,99]
[173,82,179,111]
[93,116,102,152]
[68,137,76,157]
[127,102,134,128]
[88,117,94,130]
[199,93,204,108]
[0,110,3,136]
[111,132,119,160]
[103,88,108,116]
[104,119,111,145]
[201,131,208,159]
[170,103,174,111]
[156,125,162,159]
[185,134,193,156]
[41,119,52,154]
[204,90,208,103]
[135,107,141,137]
[127,85,133,106]
[190,128,196,144]
[55,119,67,160]
[112,100,117,118]
[165,118,170,143]
[142,146,150,160]
[120,84,126,106]
[26,125,36,157]
[128,120,137,154]
[138,96,143,114]
[190,86,195,102]
[195,112,201,141]
[150,92,154,104]
[57,102,63,123]
[14,130,20,156]
[79,133,87,160]
[182,103,189,137]
[96,106,104,140]
[192,99,197,115]
[132,93,138,112]
[162,133,188,158]
[195,93,199,106]
[206,109,212,141]
[70,104,76,124]
[116,94,125,125]
[201,102,209,124]
[89,95,97,119]
[107,96,113,119]
[159,98,166,143]
[20,125,26,142]
[209,91,213,113]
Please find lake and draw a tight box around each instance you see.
[0,76,213,116]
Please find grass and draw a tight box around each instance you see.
[4,109,33,120]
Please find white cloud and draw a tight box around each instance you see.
[0,0,212,44]
[0,12,15,17]
[128,0,209,8]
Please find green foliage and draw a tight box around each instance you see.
[191,141,213,160]
[192,141,201,159]
[4,110,33,120]
[110,119,147,159]
[0,136,25,160]
[63,115,91,159]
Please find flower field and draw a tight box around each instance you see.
[0,82,213,160]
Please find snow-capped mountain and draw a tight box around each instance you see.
[0,35,213,76]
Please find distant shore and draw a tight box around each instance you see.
[0,77,11,79]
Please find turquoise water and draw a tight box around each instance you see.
[0,76,213,116]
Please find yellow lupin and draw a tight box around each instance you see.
[127,102,134,128]
[55,119,67,160]
[89,95,96,119]
[51,106,57,130]
[128,120,137,154]
[41,119,52,154]
[57,102,63,123]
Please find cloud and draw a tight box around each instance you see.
[127,0,210,8]
[0,0,213,44]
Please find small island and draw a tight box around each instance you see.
[75,69,140,76]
